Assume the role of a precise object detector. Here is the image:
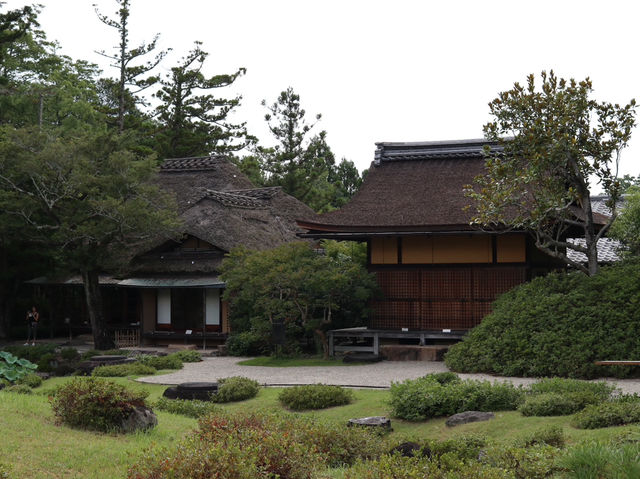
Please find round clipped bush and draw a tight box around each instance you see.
[571,399,640,429]
[16,372,43,389]
[518,393,587,417]
[445,261,640,379]
[50,377,152,433]
[278,384,354,411]
[136,354,183,370]
[171,350,202,363]
[92,362,156,377]
[213,376,260,403]
[389,375,524,421]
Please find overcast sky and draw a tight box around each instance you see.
[4,0,640,186]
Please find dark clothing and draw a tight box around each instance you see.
[27,321,38,342]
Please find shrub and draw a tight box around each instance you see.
[445,261,640,379]
[428,371,461,385]
[558,441,640,478]
[128,411,386,479]
[36,353,56,373]
[154,397,219,418]
[426,435,487,461]
[91,362,156,377]
[517,425,566,448]
[529,377,615,399]
[60,348,80,361]
[16,372,42,389]
[0,351,38,382]
[343,453,513,479]
[2,344,56,363]
[5,384,32,394]
[572,399,640,429]
[136,354,183,370]
[518,392,600,416]
[81,349,126,360]
[485,444,562,479]
[0,462,9,479]
[50,377,149,432]
[278,384,354,411]
[213,376,260,403]
[389,376,524,421]
[171,350,202,362]
[225,330,270,356]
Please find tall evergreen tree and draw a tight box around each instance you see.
[94,0,168,133]
[154,42,250,158]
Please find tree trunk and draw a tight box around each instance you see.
[314,328,329,360]
[81,269,115,350]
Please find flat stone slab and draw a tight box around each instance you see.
[164,382,219,401]
[348,416,392,430]
[446,411,495,427]
[90,355,129,362]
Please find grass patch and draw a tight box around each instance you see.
[2,376,639,478]
[237,356,365,367]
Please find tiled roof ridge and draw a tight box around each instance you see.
[160,156,225,171]
[374,138,502,164]
[227,186,282,200]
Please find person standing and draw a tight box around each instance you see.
[25,306,39,346]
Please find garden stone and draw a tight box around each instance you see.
[348,416,392,431]
[119,406,157,433]
[445,411,495,427]
[173,382,218,401]
[390,442,428,458]
[162,386,179,399]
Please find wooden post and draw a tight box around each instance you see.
[373,332,379,356]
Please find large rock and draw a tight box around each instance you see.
[119,406,157,433]
[390,442,429,458]
[348,416,392,431]
[163,382,218,401]
[445,411,495,427]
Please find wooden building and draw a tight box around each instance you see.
[298,139,566,336]
[31,156,315,346]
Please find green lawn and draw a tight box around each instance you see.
[1,376,637,478]
[237,356,366,367]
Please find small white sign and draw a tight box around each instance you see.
[442,329,451,333]
[401,328,408,332]
[185,329,192,335]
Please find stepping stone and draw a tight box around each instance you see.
[343,353,382,363]
[445,411,495,427]
[348,416,392,431]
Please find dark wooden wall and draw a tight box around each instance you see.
[369,265,526,330]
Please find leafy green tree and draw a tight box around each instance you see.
[0,127,181,348]
[94,0,169,133]
[619,174,640,191]
[0,3,38,81]
[327,158,365,208]
[609,186,640,256]
[220,242,378,358]
[154,42,250,158]
[467,71,636,275]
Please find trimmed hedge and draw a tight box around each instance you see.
[519,392,600,417]
[136,354,183,370]
[92,362,157,377]
[154,397,219,418]
[279,384,354,411]
[572,398,640,429]
[389,375,524,421]
[445,261,640,379]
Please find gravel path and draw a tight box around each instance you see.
[137,357,640,394]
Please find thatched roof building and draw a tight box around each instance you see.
[132,156,315,275]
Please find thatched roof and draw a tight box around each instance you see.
[298,139,610,236]
[298,139,497,234]
[133,156,316,274]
